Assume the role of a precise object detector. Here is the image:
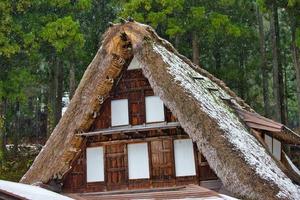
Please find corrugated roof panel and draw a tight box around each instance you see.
[235,108,283,132]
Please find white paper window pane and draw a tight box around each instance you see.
[174,139,196,177]
[128,143,150,179]
[273,138,281,160]
[86,147,104,182]
[111,99,129,126]
[145,96,165,123]
[265,134,272,152]
[127,57,142,70]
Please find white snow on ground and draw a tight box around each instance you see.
[62,92,70,116]
[5,144,41,151]
[0,180,73,200]
[153,44,300,199]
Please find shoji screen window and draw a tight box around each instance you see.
[145,96,165,123]
[127,143,150,179]
[86,147,104,182]
[111,99,129,126]
[264,134,282,160]
[174,139,196,177]
[273,138,281,160]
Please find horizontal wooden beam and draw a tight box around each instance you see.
[87,135,189,147]
[76,122,181,137]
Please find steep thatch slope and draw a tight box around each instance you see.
[21,21,300,200]
[136,39,300,200]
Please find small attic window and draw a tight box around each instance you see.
[264,134,281,160]
[145,96,165,123]
[127,57,141,70]
[174,139,196,177]
[111,99,129,126]
[273,138,281,160]
[86,147,104,182]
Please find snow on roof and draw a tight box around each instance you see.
[152,44,300,199]
[0,180,73,200]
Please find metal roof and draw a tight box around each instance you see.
[235,108,283,132]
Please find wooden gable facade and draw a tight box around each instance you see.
[62,61,218,193]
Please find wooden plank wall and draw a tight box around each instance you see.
[63,69,217,193]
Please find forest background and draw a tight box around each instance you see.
[0,0,300,181]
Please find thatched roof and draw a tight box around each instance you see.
[21,21,300,199]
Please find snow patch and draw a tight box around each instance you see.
[0,180,73,200]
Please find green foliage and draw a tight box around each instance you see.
[120,0,185,36]
[256,0,267,12]
[209,13,241,37]
[0,81,3,99]
[287,0,300,7]
[166,18,184,36]
[49,0,71,8]
[5,68,35,102]
[211,13,229,29]
[189,6,206,24]
[0,115,4,130]
[23,32,40,55]
[0,1,20,57]
[219,0,235,6]
[0,33,20,57]
[76,0,92,10]
[0,145,40,182]
[296,28,300,47]
[15,0,32,13]
[41,16,85,53]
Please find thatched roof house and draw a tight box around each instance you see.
[21,21,300,200]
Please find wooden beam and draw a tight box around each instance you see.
[77,122,181,137]
[87,135,190,147]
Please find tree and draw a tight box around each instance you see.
[287,0,300,124]
[0,0,94,146]
[256,5,271,117]
[269,1,287,124]
[41,15,86,127]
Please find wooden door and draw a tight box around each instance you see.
[105,143,128,190]
[150,138,175,187]
[64,154,85,192]
[198,152,218,181]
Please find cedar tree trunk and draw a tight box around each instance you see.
[270,2,286,124]
[257,5,270,117]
